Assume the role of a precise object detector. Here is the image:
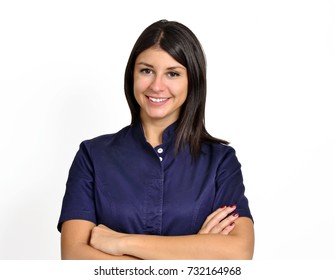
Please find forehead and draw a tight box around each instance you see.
[135,47,184,68]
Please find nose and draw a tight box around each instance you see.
[150,74,165,92]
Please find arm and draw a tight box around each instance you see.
[122,217,254,260]
[90,206,254,260]
[60,220,140,260]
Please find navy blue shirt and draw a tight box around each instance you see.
[58,119,253,235]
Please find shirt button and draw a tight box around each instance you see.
[157,148,164,153]
[159,157,163,161]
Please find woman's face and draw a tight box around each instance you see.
[133,47,188,125]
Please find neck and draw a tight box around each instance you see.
[140,114,177,147]
[141,120,167,148]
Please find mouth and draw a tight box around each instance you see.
[146,96,170,104]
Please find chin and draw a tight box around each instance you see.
[145,111,169,120]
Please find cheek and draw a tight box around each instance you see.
[175,82,188,101]
[133,85,143,106]
[133,77,150,96]
[133,77,142,99]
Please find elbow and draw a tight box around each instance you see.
[244,244,254,259]
[222,247,253,260]
[229,219,255,260]
[61,249,75,260]
[61,243,83,260]
[221,234,255,260]
[234,238,254,260]
[235,249,254,260]
[225,246,254,260]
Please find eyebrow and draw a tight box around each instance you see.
[136,62,186,70]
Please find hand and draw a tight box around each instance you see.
[198,205,239,235]
[90,224,127,256]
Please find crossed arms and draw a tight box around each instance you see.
[61,205,254,260]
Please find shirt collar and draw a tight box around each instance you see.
[132,117,178,145]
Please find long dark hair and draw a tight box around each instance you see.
[124,20,228,158]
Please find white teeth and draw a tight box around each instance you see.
[149,97,168,103]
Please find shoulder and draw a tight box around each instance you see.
[79,124,132,153]
[201,142,241,169]
[202,141,237,158]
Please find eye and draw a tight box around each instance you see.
[140,68,153,75]
[167,71,180,78]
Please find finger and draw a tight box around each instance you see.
[201,206,226,230]
[200,205,234,233]
[220,222,236,235]
[199,209,223,233]
[209,212,239,234]
[200,205,236,233]
[201,207,226,227]
[97,224,108,228]
[203,205,236,229]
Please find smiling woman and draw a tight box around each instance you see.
[57,19,254,260]
[133,47,188,145]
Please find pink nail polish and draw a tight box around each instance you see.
[230,204,237,208]
[233,212,239,217]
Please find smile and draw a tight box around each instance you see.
[147,96,169,103]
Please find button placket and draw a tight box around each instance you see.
[157,147,164,161]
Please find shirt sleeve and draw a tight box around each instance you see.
[214,146,253,222]
[57,140,97,232]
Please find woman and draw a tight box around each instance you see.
[58,19,254,259]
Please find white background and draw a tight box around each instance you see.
[0,0,334,260]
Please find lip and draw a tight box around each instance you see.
[146,96,170,106]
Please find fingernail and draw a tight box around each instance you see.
[230,204,236,208]
[220,205,227,209]
[233,212,239,217]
